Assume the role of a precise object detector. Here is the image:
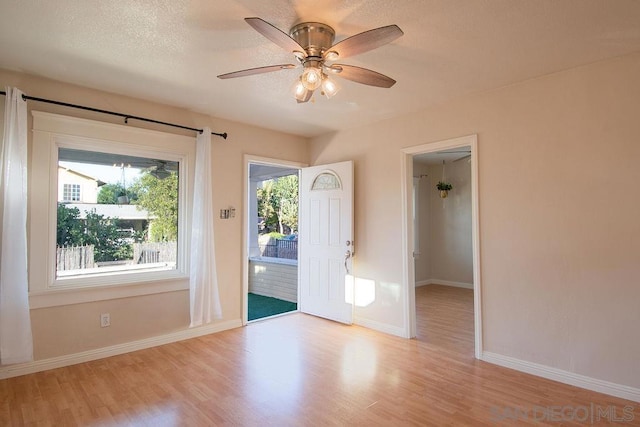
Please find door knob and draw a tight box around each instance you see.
[344,250,352,274]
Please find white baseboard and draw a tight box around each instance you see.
[482,351,640,403]
[416,279,473,289]
[354,316,407,338]
[0,319,242,380]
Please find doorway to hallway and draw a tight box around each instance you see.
[401,134,482,358]
[411,146,475,354]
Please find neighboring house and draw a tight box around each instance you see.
[58,167,154,238]
[64,203,155,239]
[57,166,105,203]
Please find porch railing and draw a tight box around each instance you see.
[259,239,298,260]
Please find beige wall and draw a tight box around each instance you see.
[414,159,473,285]
[310,52,640,388]
[1,69,309,360]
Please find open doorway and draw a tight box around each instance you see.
[243,157,303,323]
[413,148,474,355]
[401,135,482,358]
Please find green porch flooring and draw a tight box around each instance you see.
[248,292,297,321]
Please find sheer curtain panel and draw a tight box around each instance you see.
[189,127,222,326]
[0,87,33,364]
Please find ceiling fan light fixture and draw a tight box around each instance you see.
[301,66,322,91]
[321,75,340,98]
[293,79,311,102]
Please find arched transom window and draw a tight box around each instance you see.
[311,171,341,191]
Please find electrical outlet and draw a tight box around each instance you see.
[100,313,110,328]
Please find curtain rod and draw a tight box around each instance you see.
[0,90,227,139]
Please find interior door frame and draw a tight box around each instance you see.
[400,134,483,358]
[242,154,307,325]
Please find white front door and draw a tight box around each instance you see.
[299,161,354,324]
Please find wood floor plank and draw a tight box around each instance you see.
[1,284,637,425]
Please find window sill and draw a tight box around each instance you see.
[29,274,189,309]
[54,263,177,283]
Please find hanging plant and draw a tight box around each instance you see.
[117,164,130,204]
[436,181,452,198]
[117,191,130,205]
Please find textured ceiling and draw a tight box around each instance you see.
[1,0,640,138]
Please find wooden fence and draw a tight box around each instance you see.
[56,242,177,271]
[56,245,95,271]
[133,241,177,264]
[260,239,298,260]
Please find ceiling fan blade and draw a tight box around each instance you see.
[328,25,403,59]
[217,64,296,79]
[332,64,396,88]
[245,17,306,56]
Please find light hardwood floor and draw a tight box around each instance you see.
[1,285,637,426]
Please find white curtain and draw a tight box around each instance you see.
[189,127,222,327]
[0,87,33,364]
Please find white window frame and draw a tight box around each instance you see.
[29,111,195,309]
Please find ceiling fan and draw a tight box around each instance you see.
[143,160,173,180]
[217,17,404,103]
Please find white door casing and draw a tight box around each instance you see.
[299,161,354,324]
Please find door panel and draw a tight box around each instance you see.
[299,161,353,324]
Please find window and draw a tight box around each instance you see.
[62,183,81,201]
[56,148,179,280]
[30,111,196,308]
[311,171,341,190]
